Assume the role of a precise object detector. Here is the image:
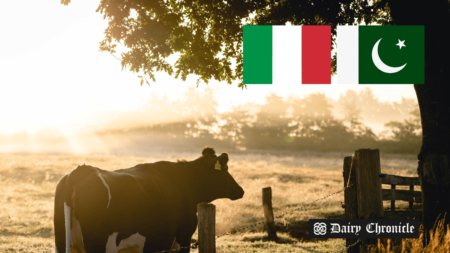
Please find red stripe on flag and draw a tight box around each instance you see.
[302,26,331,84]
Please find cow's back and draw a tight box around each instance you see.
[55,162,191,253]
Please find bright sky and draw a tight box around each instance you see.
[0,0,417,135]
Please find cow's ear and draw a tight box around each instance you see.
[218,153,229,162]
[216,153,229,171]
[202,146,216,156]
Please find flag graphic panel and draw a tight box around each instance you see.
[358,26,424,84]
[337,25,424,84]
[243,26,272,84]
[243,25,331,85]
[337,26,359,84]
[302,26,331,84]
[273,26,302,85]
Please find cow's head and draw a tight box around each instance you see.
[190,147,244,203]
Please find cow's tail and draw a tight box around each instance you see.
[64,165,98,253]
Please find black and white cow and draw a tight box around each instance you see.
[54,147,244,253]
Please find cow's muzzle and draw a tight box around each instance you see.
[230,186,244,200]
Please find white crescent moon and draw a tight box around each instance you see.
[372,38,407,74]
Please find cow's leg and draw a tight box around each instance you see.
[54,175,68,253]
[173,236,191,253]
[117,248,141,253]
[170,237,181,252]
[141,233,177,253]
[175,217,197,253]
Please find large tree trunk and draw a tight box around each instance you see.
[388,0,450,246]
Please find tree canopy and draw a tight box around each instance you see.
[61,0,391,87]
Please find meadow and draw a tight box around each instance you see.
[0,150,426,252]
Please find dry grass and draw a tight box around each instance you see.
[0,151,422,252]
[404,219,450,253]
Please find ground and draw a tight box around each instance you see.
[0,150,419,252]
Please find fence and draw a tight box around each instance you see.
[158,148,420,253]
[194,186,354,253]
[379,173,422,220]
[343,149,422,252]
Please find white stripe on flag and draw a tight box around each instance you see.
[273,26,302,85]
[337,26,359,84]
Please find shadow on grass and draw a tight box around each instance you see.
[274,212,344,243]
[241,234,297,244]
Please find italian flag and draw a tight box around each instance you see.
[337,26,425,84]
[243,26,331,85]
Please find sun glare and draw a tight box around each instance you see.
[0,0,417,154]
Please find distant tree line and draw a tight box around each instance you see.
[100,87,421,154]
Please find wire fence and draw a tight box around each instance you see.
[151,185,360,253]
[336,239,361,253]
[215,185,353,240]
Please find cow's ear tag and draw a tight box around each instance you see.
[215,161,221,170]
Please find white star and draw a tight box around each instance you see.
[396,39,406,49]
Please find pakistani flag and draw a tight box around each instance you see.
[337,26,424,84]
[243,25,331,85]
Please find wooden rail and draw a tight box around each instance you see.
[379,173,420,185]
[379,172,422,221]
[381,189,422,203]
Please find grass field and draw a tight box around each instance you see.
[0,150,421,252]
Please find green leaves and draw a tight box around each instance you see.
[63,0,391,86]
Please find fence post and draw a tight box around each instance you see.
[409,185,414,211]
[198,203,216,253]
[391,184,396,212]
[354,149,383,252]
[343,156,360,253]
[262,187,278,241]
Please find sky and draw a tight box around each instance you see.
[0,0,417,135]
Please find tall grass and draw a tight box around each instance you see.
[406,219,450,253]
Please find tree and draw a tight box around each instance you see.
[256,93,290,126]
[250,93,291,149]
[290,93,356,151]
[340,91,376,140]
[171,87,218,138]
[385,108,422,143]
[62,0,450,246]
[217,106,254,150]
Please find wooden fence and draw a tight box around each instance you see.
[343,149,422,252]
[198,203,216,253]
[379,173,422,220]
[343,149,422,221]
[195,148,422,252]
[196,187,279,252]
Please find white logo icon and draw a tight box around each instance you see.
[313,222,327,235]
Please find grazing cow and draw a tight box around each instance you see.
[54,147,244,253]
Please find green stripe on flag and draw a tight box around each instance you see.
[243,26,272,84]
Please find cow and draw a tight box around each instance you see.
[54,147,244,253]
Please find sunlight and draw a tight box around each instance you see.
[0,0,417,151]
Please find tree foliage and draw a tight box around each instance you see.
[385,108,421,142]
[61,0,392,87]
[99,88,420,153]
